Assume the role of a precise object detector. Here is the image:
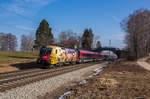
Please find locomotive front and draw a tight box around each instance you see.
[36,46,52,66]
[36,46,66,68]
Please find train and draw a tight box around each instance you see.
[36,45,108,68]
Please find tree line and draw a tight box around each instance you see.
[0,33,17,51]
[121,8,150,60]
[2,8,150,61]
[34,19,101,50]
[0,32,34,51]
[1,8,150,60]
[0,19,101,51]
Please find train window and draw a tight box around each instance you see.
[47,48,52,55]
[56,50,57,54]
[40,47,52,55]
[40,47,47,55]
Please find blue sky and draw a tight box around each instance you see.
[0,0,150,49]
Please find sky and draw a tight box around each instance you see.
[0,0,150,49]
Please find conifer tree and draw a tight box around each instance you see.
[34,19,54,49]
[81,28,94,50]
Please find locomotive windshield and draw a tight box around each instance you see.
[40,47,52,55]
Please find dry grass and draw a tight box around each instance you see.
[63,61,150,99]
[0,51,39,73]
[146,57,150,64]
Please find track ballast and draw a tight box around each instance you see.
[0,62,102,92]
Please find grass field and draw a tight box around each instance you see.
[0,51,39,64]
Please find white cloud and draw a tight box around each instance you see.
[15,25,35,31]
[24,0,55,6]
[0,0,56,15]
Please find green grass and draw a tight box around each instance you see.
[0,51,39,64]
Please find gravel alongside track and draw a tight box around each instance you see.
[0,63,107,99]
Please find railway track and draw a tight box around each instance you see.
[0,69,43,79]
[0,62,101,92]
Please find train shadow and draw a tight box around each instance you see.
[9,56,35,59]
[11,62,44,70]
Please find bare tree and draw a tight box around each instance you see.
[0,33,8,51]
[0,33,17,51]
[121,8,150,59]
[92,35,100,48]
[59,30,80,49]
[21,33,34,51]
[59,31,68,42]
[6,33,17,51]
[96,41,102,49]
